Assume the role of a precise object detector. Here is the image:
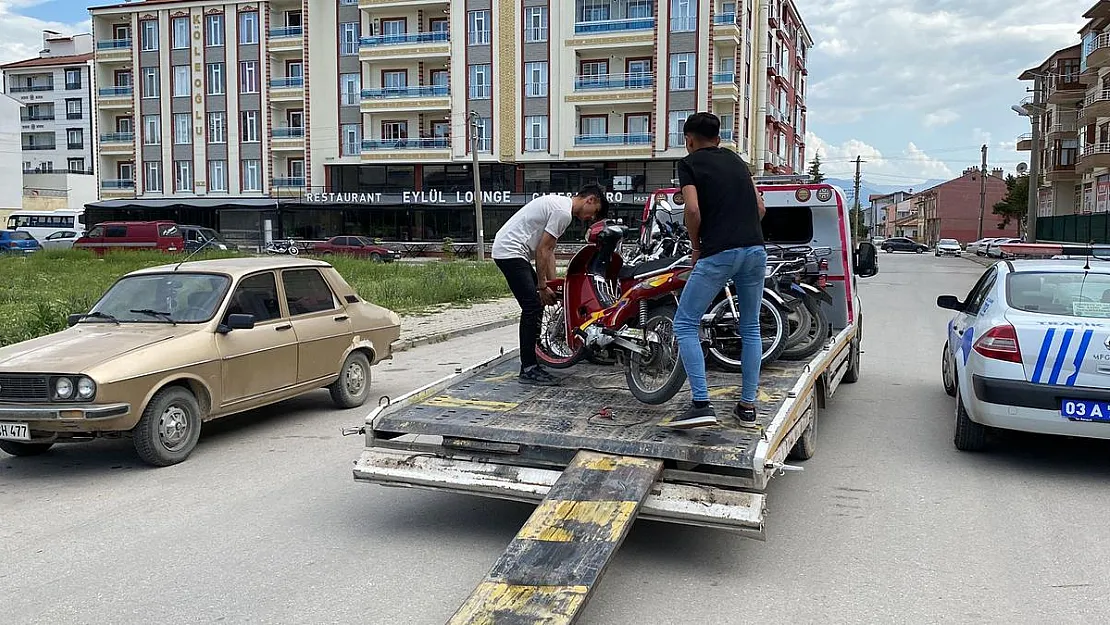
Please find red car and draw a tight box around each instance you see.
[313,236,397,262]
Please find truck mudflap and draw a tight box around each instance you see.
[353,447,767,540]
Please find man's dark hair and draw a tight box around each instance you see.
[576,183,610,219]
[683,112,720,141]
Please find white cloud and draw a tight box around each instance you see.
[0,4,89,66]
[806,131,955,186]
[923,110,959,128]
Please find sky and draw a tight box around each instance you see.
[0,0,1097,189]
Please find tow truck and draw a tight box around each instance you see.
[350,175,881,623]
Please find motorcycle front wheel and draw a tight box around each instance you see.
[781,296,832,361]
[624,304,688,405]
[704,295,789,372]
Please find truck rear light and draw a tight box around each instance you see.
[973,324,1022,363]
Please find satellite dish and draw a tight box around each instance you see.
[1016,162,1028,175]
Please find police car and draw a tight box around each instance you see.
[937,243,1110,450]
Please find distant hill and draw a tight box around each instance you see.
[825,177,948,208]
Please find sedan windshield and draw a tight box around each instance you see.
[87,273,231,323]
[939,239,959,246]
[1007,271,1110,318]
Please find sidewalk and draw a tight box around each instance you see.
[392,297,519,353]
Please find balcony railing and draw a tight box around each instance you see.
[272,127,305,139]
[574,73,653,90]
[362,137,451,150]
[97,39,132,50]
[10,85,53,93]
[102,179,135,189]
[573,133,652,146]
[765,150,785,167]
[574,18,655,34]
[1086,32,1110,61]
[21,144,56,151]
[100,132,134,143]
[270,77,304,89]
[359,31,449,47]
[21,114,55,121]
[1083,143,1110,158]
[269,26,303,38]
[713,72,736,84]
[273,177,306,187]
[361,85,449,99]
[714,12,739,25]
[99,86,133,97]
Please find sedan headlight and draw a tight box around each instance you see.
[54,377,73,399]
[77,377,96,399]
[50,375,96,401]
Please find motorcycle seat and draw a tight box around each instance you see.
[619,256,684,280]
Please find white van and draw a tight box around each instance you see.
[7,209,86,240]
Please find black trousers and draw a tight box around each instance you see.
[495,257,542,370]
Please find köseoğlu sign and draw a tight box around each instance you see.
[301,190,650,206]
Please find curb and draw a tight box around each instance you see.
[390,316,518,354]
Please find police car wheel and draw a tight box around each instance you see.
[954,387,988,452]
[941,341,956,397]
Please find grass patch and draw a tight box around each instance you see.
[0,249,510,347]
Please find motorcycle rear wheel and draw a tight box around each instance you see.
[704,295,789,372]
[780,296,832,361]
[534,299,588,369]
[624,304,688,405]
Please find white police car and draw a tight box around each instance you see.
[937,243,1110,450]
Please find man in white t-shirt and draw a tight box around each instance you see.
[492,184,610,386]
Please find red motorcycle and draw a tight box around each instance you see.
[535,219,693,404]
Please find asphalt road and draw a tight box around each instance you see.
[4,253,1110,624]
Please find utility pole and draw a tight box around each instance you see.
[469,111,485,261]
[852,155,863,242]
[977,143,987,241]
[1025,78,1042,243]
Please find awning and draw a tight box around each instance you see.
[85,197,281,209]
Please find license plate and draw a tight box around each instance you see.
[0,422,30,441]
[1060,399,1110,423]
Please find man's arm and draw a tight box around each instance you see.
[535,232,558,288]
[682,184,702,260]
[756,188,766,219]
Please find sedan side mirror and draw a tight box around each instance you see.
[937,295,965,312]
[67,313,83,327]
[854,241,879,278]
[218,313,256,333]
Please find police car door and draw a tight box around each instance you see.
[950,266,998,369]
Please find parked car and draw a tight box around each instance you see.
[880,236,929,253]
[968,237,1006,256]
[934,238,963,257]
[37,230,80,250]
[0,230,41,254]
[0,256,402,466]
[74,221,185,255]
[938,246,1110,450]
[984,238,1022,259]
[179,225,239,253]
[313,236,398,262]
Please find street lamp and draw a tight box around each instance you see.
[1012,83,1046,243]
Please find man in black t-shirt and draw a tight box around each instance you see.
[667,112,767,429]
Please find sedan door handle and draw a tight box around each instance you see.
[334,315,349,322]
[276,324,293,331]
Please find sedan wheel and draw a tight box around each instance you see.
[330,351,372,409]
[134,386,203,467]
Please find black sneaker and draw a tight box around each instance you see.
[734,403,758,427]
[666,404,718,429]
[519,366,560,386]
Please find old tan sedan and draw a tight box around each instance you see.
[0,257,401,466]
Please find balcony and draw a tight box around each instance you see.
[268,26,303,52]
[96,38,131,50]
[273,176,306,188]
[359,31,450,60]
[10,84,53,93]
[95,39,132,63]
[1048,73,1084,104]
[99,132,134,154]
[359,0,446,7]
[21,144,56,151]
[1046,153,1078,180]
[360,85,450,111]
[1085,32,1110,72]
[272,127,305,139]
[568,18,655,49]
[713,12,740,43]
[1084,88,1110,120]
[100,179,135,197]
[1047,114,1078,139]
[271,127,305,150]
[565,133,653,158]
[713,12,739,25]
[361,137,452,160]
[568,73,654,103]
[713,72,739,100]
[1080,143,1110,171]
[574,133,652,146]
[21,114,55,122]
[269,77,304,101]
[574,17,655,34]
[98,85,133,107]
[765,105,787,126]
[1016,133,1032,151]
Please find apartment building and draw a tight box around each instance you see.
[86,0,811,245]
[1,30,100,210]
[913,167,1012,245]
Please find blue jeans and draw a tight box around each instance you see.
[673,246,767,404]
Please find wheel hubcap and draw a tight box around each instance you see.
[345,361,366,395]
[159,405,190,451]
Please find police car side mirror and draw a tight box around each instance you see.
[936,295,965,312]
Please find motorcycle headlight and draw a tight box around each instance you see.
[54,377,74,400]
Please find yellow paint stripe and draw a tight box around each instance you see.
[515,500,639,543]
[577,454,659,471]
[482,372,518,383]
[447,582,588,625]
[423,396,520,411]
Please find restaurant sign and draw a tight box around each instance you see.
[301,190,652,206]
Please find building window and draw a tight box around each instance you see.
[239,11,259,45]
[473,117,492,152]
[173,65,190,97]
[382,121,408,141]
[143,115,160,145]
[242,160,262,192]
[207,112,226,143]
[627,113,650,138]
[141,67,159,98]
[206,63,225,95]
[174,114,192,145]
[669,53,695,90]
[175,161,193,192]
[524,62,547,97]
[67,158,84,173]
[668,109,693,147]
[340,73,360,106]
[145,162,162,192]
[209,160,227,192]
[241,111,259,142]
[240,61,258,93]
[524,115,548,151]
[382,70,407,89]
[340,23,359,55]
[140,20,158,51]
[468,64,491,99]
[468,10,490,45]
[66,129,83,150]
[524,7,548,42]
[65,99,82,119]
[341,123,361,156]
[172,16,189,49]
[64,68,82,90]
[380,18,406,36]
[206,14,224,46]
[670,0,696,32]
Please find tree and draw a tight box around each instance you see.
[808,152,826,183]
[992,174,1028,235]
